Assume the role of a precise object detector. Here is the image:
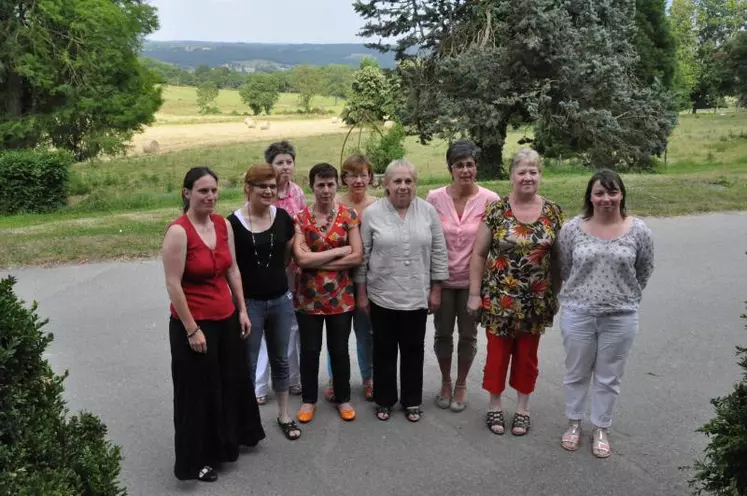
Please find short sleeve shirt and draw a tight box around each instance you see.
[294,204,359,315]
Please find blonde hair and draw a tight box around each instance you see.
[510,148,542,173]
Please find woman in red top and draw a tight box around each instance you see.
[292,163,363,424]
[162,167,265,483]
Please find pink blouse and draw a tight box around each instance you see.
[426,185,500,288]
[275,182,306,217]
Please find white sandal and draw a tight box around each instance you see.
[561,421,582,451]
[592,428,611,458]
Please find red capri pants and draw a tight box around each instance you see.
[482,332,541,395]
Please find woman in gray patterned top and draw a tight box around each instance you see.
[557,169,654,458]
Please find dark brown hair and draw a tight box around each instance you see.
[583,168,627,219]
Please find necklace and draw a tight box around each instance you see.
[244,205,274,268]
[310,203,337,233]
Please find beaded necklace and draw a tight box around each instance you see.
[310,203,337,233]
[243,205,275,268]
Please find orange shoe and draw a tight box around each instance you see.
[337,404,356,421]
[297,404,316,424]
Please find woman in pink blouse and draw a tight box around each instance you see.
[253,141,307,405]
[426,140,499,412]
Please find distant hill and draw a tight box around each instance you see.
[142,40,396,71]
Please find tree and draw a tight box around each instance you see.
[323,64,354,104]
[291,64,323,113]
[0,0,163,161]
[342,62,394,125]
[670,0,700,109]
[722,31,747,105]
[196,82,219,114]
[0,276,125,494]
[355,0,676,178]
[689,303,747,495]
[239,73,280,115]
[634,0,676,88]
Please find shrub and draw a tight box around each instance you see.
[0,276,126,495]
[365,123,407,174]
[689,304,747,495]
[0,150,72,215]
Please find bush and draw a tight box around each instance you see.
[0,276,126,495]
[689,304,747,495]
[0,150,72,215]
[365,123,407,174]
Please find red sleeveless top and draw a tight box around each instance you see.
[169,213,235,321]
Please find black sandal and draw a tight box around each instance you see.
[375,405,391,421]
[511,412,531,436]
[277,417,301,440]
[198,465,218,482]
[486,410,505,435]
[404,406,423,423]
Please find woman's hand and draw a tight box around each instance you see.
[188,328,207,354]
[239,311,251,339]
[428,286,442,314]
[467,294,482,317]
[357,292,370,315]
[337,245,352,257]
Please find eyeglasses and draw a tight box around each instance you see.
[451,162,477,170]
[345,173,370,180]
[249,183,277,190]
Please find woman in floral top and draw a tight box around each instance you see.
[292,163,362,424]
[467,148,563,437]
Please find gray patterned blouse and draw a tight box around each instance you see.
[558,215,655,315]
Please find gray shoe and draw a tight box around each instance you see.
[435,382,452,409]
[450,385,467,412]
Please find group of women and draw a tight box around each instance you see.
[162,139,655,482]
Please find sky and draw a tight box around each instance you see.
[147,0,368,44]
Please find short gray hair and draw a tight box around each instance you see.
[510,148,541,173]
[384,159,418,182]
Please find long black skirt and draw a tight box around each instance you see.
[169,313,265,480]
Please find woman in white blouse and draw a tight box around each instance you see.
[557,169,654,458]
[355,159,449,423]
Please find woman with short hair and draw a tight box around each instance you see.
[227,163,300,441]
[356,159,449,423]
[293,163,363,423]
[467,149,563,437]
[427,140,499,412]
[557,169,654,458]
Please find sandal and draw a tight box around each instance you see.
[511,412,531,436]
[197,465,218,482]
[363,380,374,402]
[561,421,582,451]
[592,428,611,458]
[434,381,452,409]
[256,395,267,406]
[297,404,316,424]
[450,384,468,413]
[404,406,423,423]
[289,385,302,396]
[375,405,391,421]
[337,404,356,421]
[486,410,505,435]
[277,417,302,441]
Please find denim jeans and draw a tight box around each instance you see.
[560,308,639,428]
[326,308,373,382]
[245,292,294,393]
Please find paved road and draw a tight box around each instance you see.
[4,212,747,496]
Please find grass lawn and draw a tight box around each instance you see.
[1,112,746,267]
[156,85,345,124]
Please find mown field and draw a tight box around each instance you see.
[1,109,746,267]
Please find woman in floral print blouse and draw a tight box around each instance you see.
[292,163,363,425]
[467,148,563,437]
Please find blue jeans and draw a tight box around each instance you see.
[246,292,294,392]
[327,308,373,382]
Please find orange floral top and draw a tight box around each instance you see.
[480,198,564,337]
[294,204,359,315]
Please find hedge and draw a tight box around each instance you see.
[0,150,72,215]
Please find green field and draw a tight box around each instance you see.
[156,85,346,124]
[1,110,746,267]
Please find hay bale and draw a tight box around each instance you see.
[383,120,395,130]
[244,117,256,128]
[141,140,160,154]
[259,121,271,130]
[331,116,340,123]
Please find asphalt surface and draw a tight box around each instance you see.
[3,212,747,496]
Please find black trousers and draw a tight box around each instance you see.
[369,302,428,408]
[169,313,265,481]
[296,311,353,404]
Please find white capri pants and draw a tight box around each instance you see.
[560,308,638,429]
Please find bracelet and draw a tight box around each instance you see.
[187,326,201,338]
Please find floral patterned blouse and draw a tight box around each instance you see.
[480,197,564,337]
[294,203,359,315]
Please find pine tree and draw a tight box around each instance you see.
[634,0,677,88]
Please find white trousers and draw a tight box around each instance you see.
[255,314,301,397]
[560,308,638,429]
